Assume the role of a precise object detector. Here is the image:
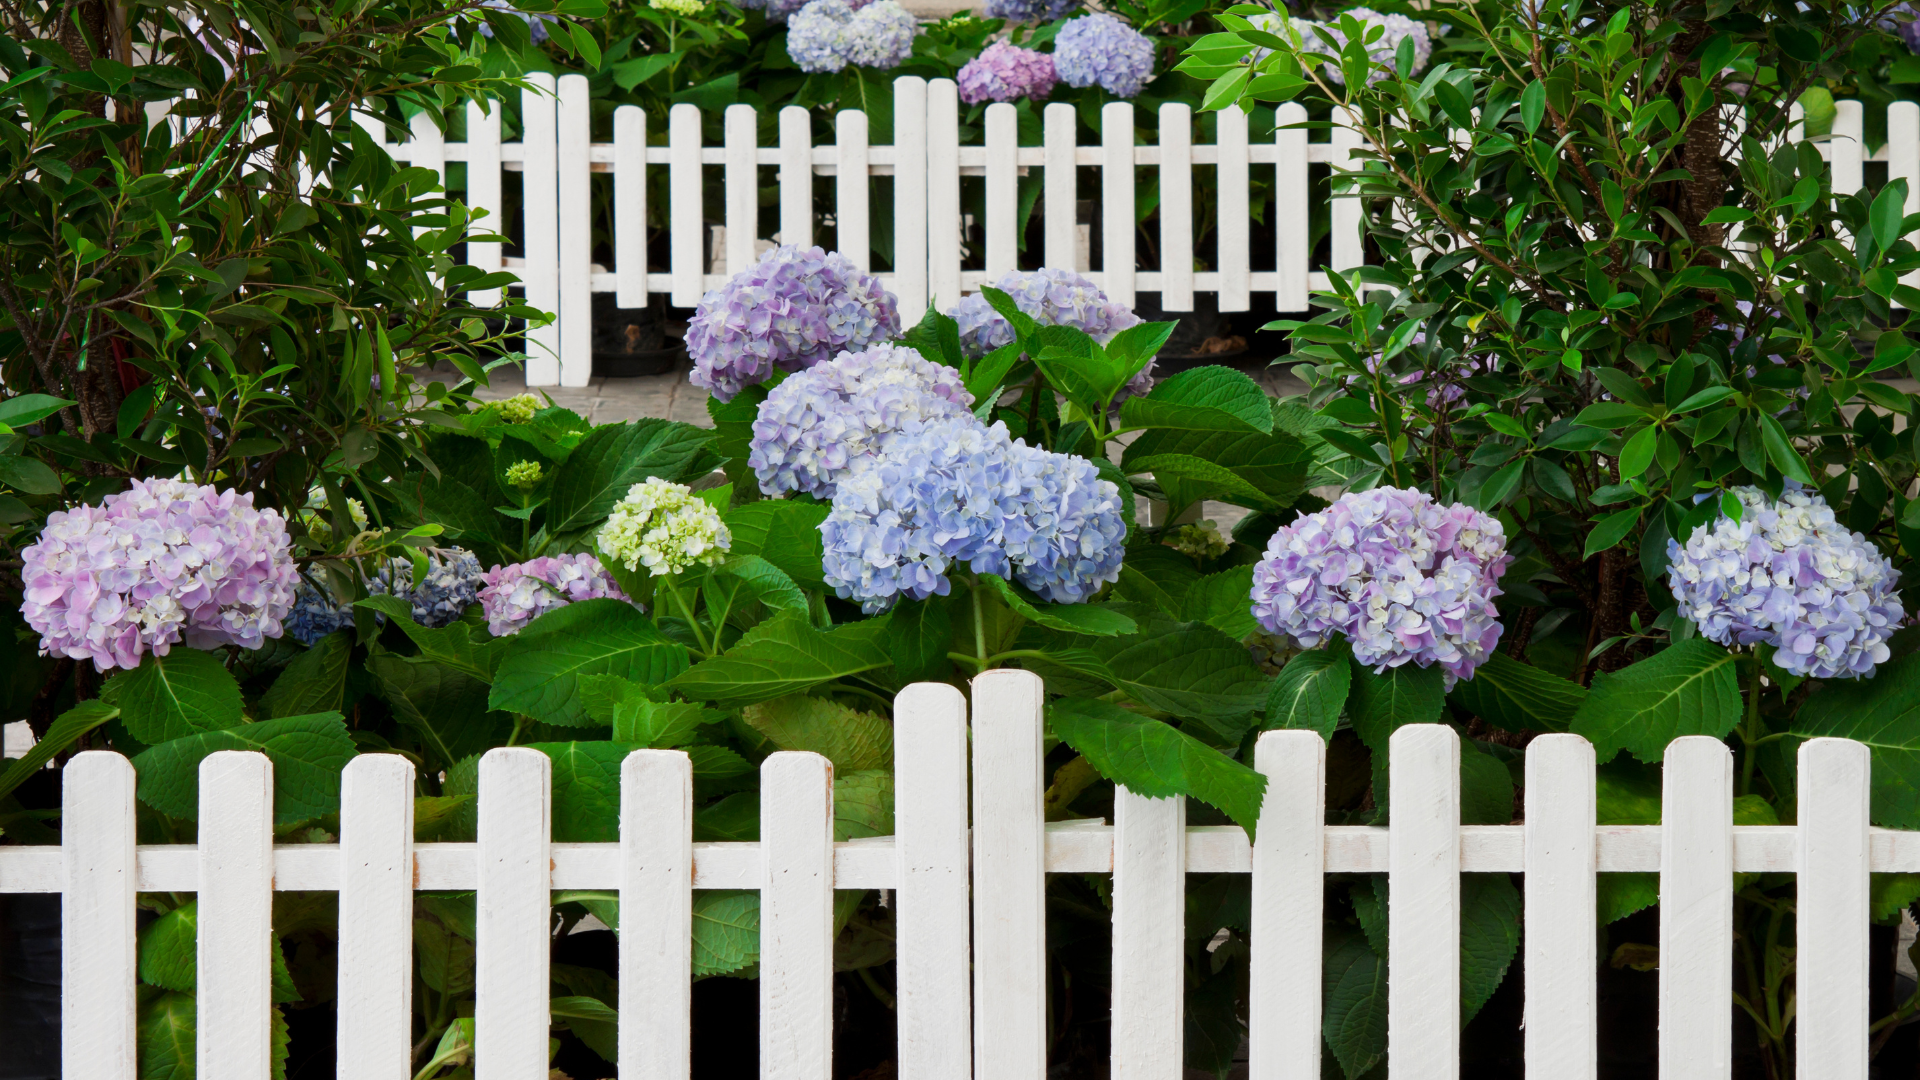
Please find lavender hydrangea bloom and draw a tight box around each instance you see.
[843,1,917,67]
[749,343,975,499]
[1317,7,1431,84]
[947,268,1154,402]
[1667,486,1903,679]
[1052,13,1155,98]
[787,0,916,71]
[479,553,632,637]
[958,41,1058,103]
[820,416,1125,612]
[982,0,1079,22]
[685,244,902,401]
[1250,487,1510,684]
[21,478,298,669]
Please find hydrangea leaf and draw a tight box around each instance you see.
[1121,422,1312,507]
[1345,659,1445,753]
[685,744,755,779]
[1264,645,1351,740]
[1118,365,1273,434]
[354,595,494,681]
[1446,651,1586,734]
[1066,618,1270,736]
[1179,565,1260,640]
[489,599,690,726]
[544,419,719,535]
[137,901,300,1003]
[1460,740,1515,825]
[260,630,351,719]
[834,769,895,840]
[692,890,761,976]
[887,593,955,683]
[529,739,633,841]
[107,648,244,744]
[724,500,830,591]
[1321,925,1387,1080]
[1348,872,1517,1028]
[1126,452,1282,512]
[550,996,619,1064]
[1047,696,1267,837]
[1114,539,1205,615]
[414,917,476,994]
[1793,649,1920,828]
[670,613,892,706]
[384,435,504,541]
[1569,639,1742,764]
[137,991,196,1080]
[707,555,809,622]
[743,693,893,771]
[978,573,1136,637]
[368,652,513,770]
[611,699,711,748]
[131,712,354,825]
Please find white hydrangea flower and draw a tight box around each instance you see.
[597,478,732,576]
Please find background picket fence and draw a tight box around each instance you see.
[0,668,1914,1077]
[337,74,1907,387]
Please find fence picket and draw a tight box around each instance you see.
[971,669,1048,1080]
[1216,103,1250,312]
[197,751,276,1080]
[409,110,444,242]
[1523,734,1596,1080]
[1102,101,1137,308]
[615,104,649,308]
[985,102,1019,282]
[669,103,704,307]
[893,77,929,322]
[725,104,758,276]
[1893,102,1920,289]
[1659,737,1734,1080]
[836,109,871,271]
[781,106,814,248]
[558,73,592,387]
[1388,724,1461,1078]
[1329,118,1364,274]
[1797,738,1871,1079]
[621,749,694,1080]
[1833,99,1866,197]
[927,79,962,312]
[1249,730,1325,1080]
[761,752,835,1080]
[894,683,972,1080]
[61,752,137,1080]
[1159,103,1194,312]
[1044,102,1078,273]
[1274,102,1310,311]
[1111,788,1186,1080]
[475,748,552,1080]
[466,98,503,307]
[521,74,561,385]
[336,755,416,1080]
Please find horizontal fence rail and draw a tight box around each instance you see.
[0,668,1900,1078]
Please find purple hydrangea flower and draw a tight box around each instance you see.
[947,267,1154,402]
[787,0,917,72]
[1052,13,1155,98]
[686,244,902,402]
[1668,486,1903,680]
[820,416,1125,612]
[958,42,1058,103]
[982,0,1080,22]
[21,478,298,669]
[1250,487,1510,684]
[284,548,486,646]
[749,343,975,499]
[479,553,633,637]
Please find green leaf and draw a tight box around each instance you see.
[1793,650,1920,828]
[1618,425,1657,480]
[692,890,761,976]
[131,712,356,824]
[260,631,351,718]
[1117,365,1274,434]
[1583,505,1642,559]
[0,393,77,427]
[528,741,632,843]
[138,991,196,1080]
[0,454,61,494]
[887,593,954,683]
[414,918,476,995]
[551,995,618,1063]
[139,901,199,991]
[355,596,494,680]
[1570,640,1743,763]
[742,693,892,771]
[1346,660,1445,752]
[978,573,1136,636]
[1113,539,1207,614]
[545,420,719,535]
[607,692,710,747]
[1872,178,1910,256]
[108,648,244,744]
[1595,759,1661,922]
[1121,427,1312,510]
[1447,652,1587,733]
[1059,618,1271,734]
[489,600,690,725]
[367,653,513,770]
[1263,646,1351,739]
[0,700,118,804]
[1178,565,1260,640]
[835,769,895,839]
[1127,453,1281,510]
[1756,413,1814,485]
[1322,926,1387,1080]
[1519,79,1546,133]
[724,499,831,591]
[1047,696,1268,837]
[670,613,891,706]
[711,555,809,615]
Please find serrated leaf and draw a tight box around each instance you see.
[545,419,719,535]
[979,573,1136,636]
[1178,565,1259,640]
[489,599,690,725]
[1322,926,1387,1080]
[528,740,633,842]
[1570,639,1742,763]
[108,648,244,744]
[131,713,356,825]
[260,631,351,718]
[724,499,830,591]
[355,595,494,680]
[1118,365,1273,434]
[692,890,760,976]
[1056,618,1271,735]
[743,693,892,771]
[710,554,809,616]
[367,653,513,770]
[669,613,891,706]
[1346,659,1445,752]
[1127,452,1282,510]
[1447,652,1586,733]
[888,593,954,682]
[1047,696,1267,837]
[137,991,196,1080]
[835,769,894,839]
[1264,646,1351,739]
[1793,650,1920,828]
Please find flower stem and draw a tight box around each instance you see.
[1740,652,1764,796]
[972,577,988,668]
[661,573,712,656]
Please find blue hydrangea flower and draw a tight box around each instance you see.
[686,244,902,402]
[1668,486,1903,679]
[1052,13,1155,98]
[786,0,917,72]
[1250,488,1510,684]
[283,548,486,646]
[750,343,975,499]
[982,0,1080,23]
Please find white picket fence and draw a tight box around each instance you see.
[342,75,1912,387]
[0,668,1912,1076]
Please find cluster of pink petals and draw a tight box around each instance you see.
[478,552,633,636]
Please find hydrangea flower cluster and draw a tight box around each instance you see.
[284,548,488,646]
[300,485,367,547]
[982,0,1079,22]
[957,41,1057,103]
[749,343,975,499]
[685,245,902,401]
[1169,521,1230,560]
[787,0,918,73]
[598,478,733,577]
[21,479,298,669]
[1250,487,1510,684]
[947,268,1154,402]
[479,553,632,637]
[734,0,810,21]
[820,416,1126,612]
[505,460,545,489]
[1052,13,1155,98]
[1667,486,1903,679]
[489,393,543,422]
[651,0,703,13]
[1299,7,1432,85]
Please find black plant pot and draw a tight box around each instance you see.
[592,293,683,378]
[1130,293,1249,374]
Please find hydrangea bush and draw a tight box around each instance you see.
[685,244,901,401]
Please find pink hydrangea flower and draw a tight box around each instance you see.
[479,553,633,636]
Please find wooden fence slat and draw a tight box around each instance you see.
[1797,738,1871,1080]
[614,104,648,307]
[971,668,1048,1080]
[1388,723,1460,1078]
[1329,117,1364,274]
[892,76,929,322]
[1249,730,1324,1080]
[1216,103,1250,312]
[409,110,445,242]
[621,750,694,1080]
[781,105,813,248]
[894,682,971,1080]
[521,74,561,385]
[1660,736,1733,1080]
[1274,102,1310,311]
[1158,103,1194,312]
[1044,102,1078,272]
[557,73,592,387]
[1524,734,1596,1080]
[762,751,835,1080]
[725,103,758,275]
[984,102,1018,282]
[465,98,503,307]
[669,103,704,306]
[1101,101,1136,308]
[836,109,871,271]
[1111,788,1186,1080]
[1833,99,1866,197]
[336,755,415,1080]
[1892,101,1920,289]
[198,751,275,1080]
[927,79,962,312]
[475,748,552,1080]
[62,751,137,1080]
